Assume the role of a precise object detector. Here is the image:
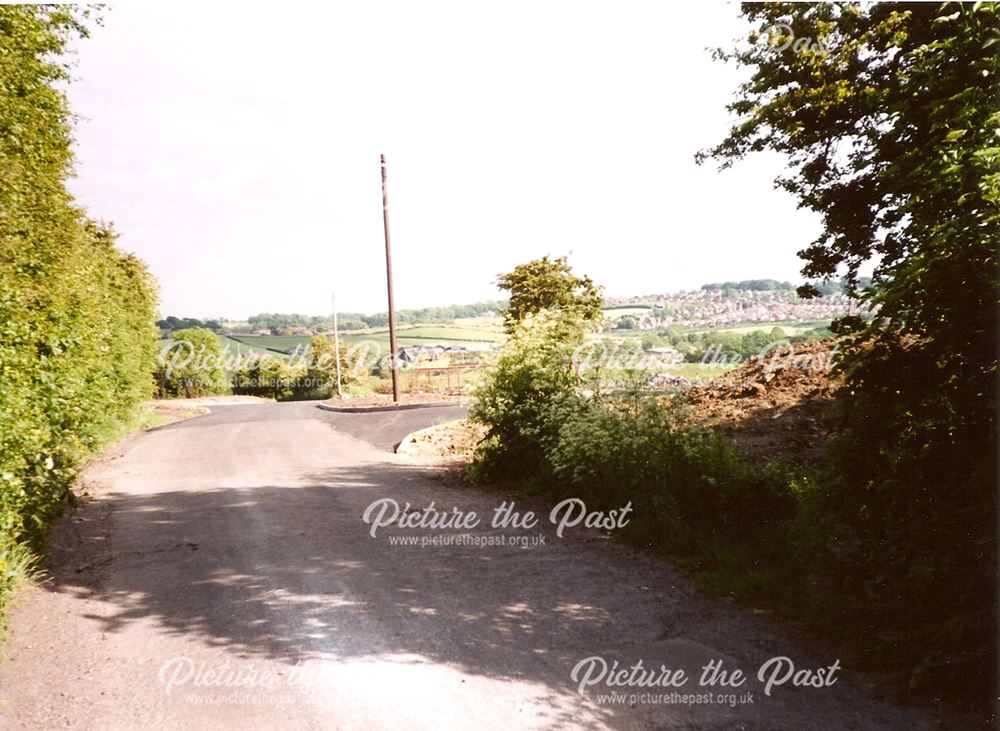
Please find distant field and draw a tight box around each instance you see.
[686,319,830,336]
[602,307,653,318]
[604,319,830,338]
[337,332,498,354]
[221,323,503,356]
[157,333,283,360]
[603,304,656,311]
[156,319,827,372]
[227,335,308,352]
[451,316,505,331]
[391,325,503,342]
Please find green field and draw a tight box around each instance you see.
[157,333,284,360]
[602,307,654,318]
[604,319,830,338]
[156,318,822,377]
[451,316,505,332]
[226,334,310,352]
[224,322,506,356]
[685,319,830,336]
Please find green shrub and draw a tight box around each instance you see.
[0,7,159,624]
[155,328,229,397]
[546,393,798,553]
[302,334,367,399]
[231,336,373,402]
[469,311,800,595]
[815,334,995,693]
[469,311,579,479]
[232,354,299,400]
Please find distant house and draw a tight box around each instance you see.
[276,326,313,336]
[647,346,682,365]
[397,345,448,364]
[398,347,421,364]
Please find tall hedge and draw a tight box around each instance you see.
[0,8,159,593]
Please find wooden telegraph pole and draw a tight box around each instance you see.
[381,154,400,403]
[331,291,342,399]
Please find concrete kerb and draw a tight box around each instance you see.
[316,400,459,415]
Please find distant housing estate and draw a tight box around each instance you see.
[604,288,865,330]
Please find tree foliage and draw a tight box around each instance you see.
[246,300,507,331]
[700,279,794,291]
[304,334,365,395]
[156,328,228,397]
[702,1,998,700]
[157,316,222,332]
[496,256,603,334]
[469,311,580,480]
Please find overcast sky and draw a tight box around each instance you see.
[65,2,822,320]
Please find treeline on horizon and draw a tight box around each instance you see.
[699,276,871,294]
[159,276,872,333]
[157,300,509,332]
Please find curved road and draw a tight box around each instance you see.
[0,401,931,730]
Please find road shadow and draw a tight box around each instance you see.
[37,457,926,730]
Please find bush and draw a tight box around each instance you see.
[230,336,374,402]
[546,393,798,555]
[469,311,579,479]
[232,354,300,400]
[815,334,995,694]
[469,299,994,709]
[469,311,800,595]
[303,335,367,398]
[155,328,229,397]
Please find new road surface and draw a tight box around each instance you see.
[0,401,932,729]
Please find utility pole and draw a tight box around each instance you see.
[331,291,342,399]
[381,154,400,403]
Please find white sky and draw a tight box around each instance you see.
[65,2,822,320]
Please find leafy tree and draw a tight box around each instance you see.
[232,354,295,400]
[158,328,228,397]
[641,333,665,350]
[469,311,579,480]
[336,318,368,332]
[156,315,215,332]
[496,256,603,334]
[701,1,998,699]
[616,316,636,330]
[304,334,365,397]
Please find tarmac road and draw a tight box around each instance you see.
[0,401,933,730]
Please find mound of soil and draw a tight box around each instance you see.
[397,419,488,459]
[398,339,844,465]
[683,338,842,463]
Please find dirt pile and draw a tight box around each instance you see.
[399,340,844,465]
[397,419,488,459]
[684,338,842,463]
